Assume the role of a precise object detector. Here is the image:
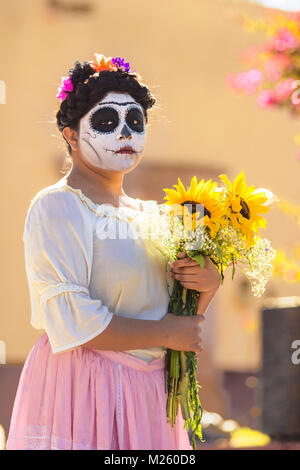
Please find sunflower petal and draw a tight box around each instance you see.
[175,178,188,200]
[219,174,232,188]
[232,196,242,212]
[233,171,246,194]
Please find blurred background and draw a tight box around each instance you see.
[0,0,300,450]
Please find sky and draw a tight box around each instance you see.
[249,0,300,11]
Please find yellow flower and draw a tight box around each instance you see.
[163,176,226,238]
[273,249,300,283]
[277,199,300,228]
[229,427,270,448]
[219,171,269,246]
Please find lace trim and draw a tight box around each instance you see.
[40,283,89,307]
[26,175,163,222]
[61,176,159,220]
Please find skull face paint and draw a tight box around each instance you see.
[78,92,146,171]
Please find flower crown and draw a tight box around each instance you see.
[56,53,135,102]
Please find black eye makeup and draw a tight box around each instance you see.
[90,107,119,133]
[126,107,145,133]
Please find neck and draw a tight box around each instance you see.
[66,153,126,200]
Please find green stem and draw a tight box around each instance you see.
[178,351,190,421]
[165,258,204,449]
[172,377,178,426]
[167,350,180,426]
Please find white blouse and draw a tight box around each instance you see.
[23,175,173,362]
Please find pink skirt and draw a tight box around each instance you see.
[6,333,192,450]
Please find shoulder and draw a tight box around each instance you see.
[23,181,91,239]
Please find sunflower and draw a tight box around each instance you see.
[219,171,269,246]
[163,176,226,238]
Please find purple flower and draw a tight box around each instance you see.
[56,76,74,102]
[111,57,134,73]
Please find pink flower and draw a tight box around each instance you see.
[56,76,74,102]
[227,69,264,95]
[274,78,295,102]
[257,89,277,108]
[264,54,291,82]
[240,45,260,65]
[262,40,275,54]
[273,29,299,52]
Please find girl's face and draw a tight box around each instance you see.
[78,91,146,172]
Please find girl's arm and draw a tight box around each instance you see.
[83,307,207,354]
[84,252,220,352]
[83,314,168,350]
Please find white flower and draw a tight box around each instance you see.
[254,188,280,206]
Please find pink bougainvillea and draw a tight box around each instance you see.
[227,11,300,158]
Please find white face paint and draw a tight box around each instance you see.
[78,92,146,171]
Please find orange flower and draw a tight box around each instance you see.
[89,53,116,73]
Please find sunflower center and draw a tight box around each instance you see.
[204,207,211,218]
[240,198,250,220]
[181,200,211,218]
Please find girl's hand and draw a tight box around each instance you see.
[162,313,205,353]
[168,251,221,294]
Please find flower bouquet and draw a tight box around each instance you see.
[137,171,276,449]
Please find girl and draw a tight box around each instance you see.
[6,54,220,450]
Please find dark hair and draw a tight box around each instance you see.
[56,60,156,159]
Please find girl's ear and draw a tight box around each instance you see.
[62,127,79,151]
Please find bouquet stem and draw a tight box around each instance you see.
[165,278,204,449]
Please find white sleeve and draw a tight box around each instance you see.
[23,190,114,354]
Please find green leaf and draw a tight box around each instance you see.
[190,253,205,269]
[221,264,224,282]
[232,255,236,280]
[215,243,223,261]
